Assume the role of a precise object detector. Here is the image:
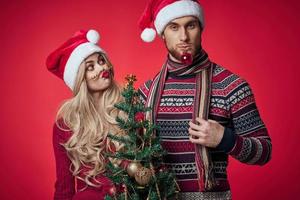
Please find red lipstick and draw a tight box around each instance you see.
[101,70,110,79]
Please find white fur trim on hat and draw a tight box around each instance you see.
[154,0,204,35]
[64,43,104,90]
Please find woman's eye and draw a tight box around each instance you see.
[86,65,94,71]
[98,57,106,65]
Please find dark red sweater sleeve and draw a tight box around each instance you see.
[53,123,75,200]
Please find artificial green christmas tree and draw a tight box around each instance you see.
[105,75,179,200]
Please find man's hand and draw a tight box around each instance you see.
[188,118,224,148]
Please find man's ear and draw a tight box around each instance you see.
[161,33,165,40]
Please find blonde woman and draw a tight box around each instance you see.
[47,29,126,200]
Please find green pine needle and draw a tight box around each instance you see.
[104,76,178,200]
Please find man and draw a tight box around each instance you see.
[138,0,272,199]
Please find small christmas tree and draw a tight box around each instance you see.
[105,75,179,200]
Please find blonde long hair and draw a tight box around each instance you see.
[56,53,123,187]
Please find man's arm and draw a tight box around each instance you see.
[189,79,272,166]
[224,79,272,165]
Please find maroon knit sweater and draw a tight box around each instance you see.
[52,123,115,200]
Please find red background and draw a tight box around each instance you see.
[0,0,299,199]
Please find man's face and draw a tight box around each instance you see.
[162,16,202,63]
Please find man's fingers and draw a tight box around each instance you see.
[207,119,216,123]
[189,121,201,131]
[196,117,208,125]
[188,128,207,138]
[189,120,208,133]
[189,136,205,144]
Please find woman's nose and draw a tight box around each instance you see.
[95,64,106,72]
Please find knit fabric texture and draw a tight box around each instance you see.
[139,59,272,194]
[52,123,113,200]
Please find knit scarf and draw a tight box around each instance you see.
[145,49,215,191]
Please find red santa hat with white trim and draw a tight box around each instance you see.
[46,29,104,90]
[139,0,205,42]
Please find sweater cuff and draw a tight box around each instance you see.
[216,127,236,153]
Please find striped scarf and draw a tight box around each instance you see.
[145,49,215,191]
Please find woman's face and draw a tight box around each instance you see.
[83,53,112,92]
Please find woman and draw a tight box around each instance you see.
[47,29,125,200]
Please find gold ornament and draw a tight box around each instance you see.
[125,74,137,85]
[126,161,142,177]
[134,167,152,186]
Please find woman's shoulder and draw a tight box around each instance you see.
[53,118,73,143]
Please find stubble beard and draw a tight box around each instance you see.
[167,42,202,63]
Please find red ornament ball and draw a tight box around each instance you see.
[134,112,144,122]
[108,185,117,196]
[181,53,193,65]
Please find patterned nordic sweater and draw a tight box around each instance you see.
[138,63,272,195]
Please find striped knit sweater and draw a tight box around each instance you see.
[138,62,272,197]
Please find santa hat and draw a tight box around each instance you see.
[139,0,204,42]
[46,29,104,90]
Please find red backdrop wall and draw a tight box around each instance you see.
[0,0,299,199]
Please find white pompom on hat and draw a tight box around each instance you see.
[46,29,104,90]
[138,0,205,42]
